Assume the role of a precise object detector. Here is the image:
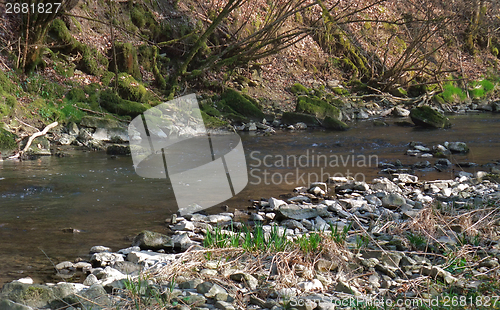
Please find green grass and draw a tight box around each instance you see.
[407,232,426,250]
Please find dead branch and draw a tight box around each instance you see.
[8,122,58,160]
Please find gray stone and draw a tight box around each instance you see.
[132,230,174,251]
[207,215,232,224]
[275,205,319,221]
[172,233,193,250]
[0,299,33,310]
[197,282,228,299]
[447,141,469,153]
[90,252,124,267]
[172,220,195,231]
[127,251,175,265]
[393,106,410,117]
[269,197,287,209]
[90,246,112,254]
[335,280,361,296]
[83,274,99,286]
[215,300,236,310]
[382,193,406,209]
[230,272,258,290]
[371,178,401,193]
[410,106,451,128]
[55,261,74,270]
[179,279,204,290]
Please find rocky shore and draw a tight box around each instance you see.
[1,168,499,309]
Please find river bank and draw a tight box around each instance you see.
[1,168,499,309]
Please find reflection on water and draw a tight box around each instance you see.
[0,113,499,285]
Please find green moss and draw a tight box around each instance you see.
[99,89,150,117]
[201,104,221,117]
[201,111,228,128]
[332,87,348,95]
[101,71,115,87]
[59,103,85,123]
[219,89,264,120]
[296,96,341,119]
[117,73,147,102]
[5,95,17,109]
[322,116,349,131]
[0,70,19,94]
[50,19,106,76]
[439,81,466,103]
[111,42,141,80]
[66,88,86,102]
[130,7,146,28]
[0,126,17,150]
[290,82,310,95]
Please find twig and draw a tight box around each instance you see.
[14,117,39,131]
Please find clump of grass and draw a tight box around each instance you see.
[295,232,322,253]
[123,275,168,309]
[330,222,351,244]
[407,231,427,250]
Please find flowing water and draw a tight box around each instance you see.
[0,113,499,285]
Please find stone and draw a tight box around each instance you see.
[297,279,324,291]
[172,220,195,231]
[414,145,431,152]
[275,205,319,221]
[250,213,265,221]
[269,197,287,209]
[437,158,452,166]
[315,259,338,272]
[371,178,401,193]
[382,193,406,209]
[410,106,451,128]
[90,252,124,267]
[215,300,236,310]
[322,116,349,131]
[83,274,99,286]
[132,230,174,251]
[127,251,175,265]
[393,106,410,117]
[106,144,131,156]
[335,280,361,296]
[197,282,228,299]
[12,278,33,285]
[80,116,122,129]
[90,246,112,254]
[230,272,258,290]
[207,215,232,223]
[172,233,193,250]
[447,141,469,153]
[0,299,33,310]
[179,279,204,290]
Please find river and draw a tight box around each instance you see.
[0,113,499,285]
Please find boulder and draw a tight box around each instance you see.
[132,230,174,251]
[410,106,451,128]
[322,116,349,131]
[281,112,321,127]
[275,205,319,221]
[446,141,469,153]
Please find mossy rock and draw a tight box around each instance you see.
[290,82,310,95]
[0,283,55,309]
[117,73,147,102]
[200,104,221,117]
[66,88,86,102]
[79,115,122,129]
[110,42,141,81]
[0,95,16,116]
[281,112,321,127]
[296,96,341,120]
[130,7,146,28]
[219,89,264,120]
[322,116,349,131]
[25,136,51,156]
[99,90,150,118]
[201,111,229,129]
[0,126,17,151]
[410,106,451,129]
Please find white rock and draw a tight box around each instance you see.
[14,277,33,284]
[269,197,287,209]
[127,251,176,265]
[172,220,195,231]
[298,279,324,291]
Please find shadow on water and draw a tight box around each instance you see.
[0,113,499,284]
